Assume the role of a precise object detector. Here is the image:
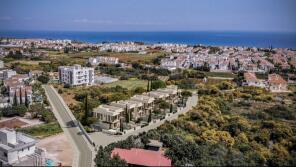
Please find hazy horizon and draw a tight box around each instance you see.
[1,0,296,32]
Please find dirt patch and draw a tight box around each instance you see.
[0,118,28,128]
[37,133,73,166]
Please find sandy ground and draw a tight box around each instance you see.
[36,133,73,166]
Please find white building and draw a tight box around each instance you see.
[0,128,44,165]
[0,70,17,80]
[88,56,119,66]
[58,65,94,86]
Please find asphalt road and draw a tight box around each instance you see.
[43,85,93,167]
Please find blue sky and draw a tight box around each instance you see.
[0,0,295,32]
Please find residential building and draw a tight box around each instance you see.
[3,74,32,105]
[243,72,265,88]
[93,105,123,130]
[110,100,144,121]
[111,148,171,167]
[268,74,288,92]
[130,95,155,114]
[58,65,94,86]
[0,128,45,165]
[0,70,17,80]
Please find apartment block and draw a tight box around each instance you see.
[58,64,94,86]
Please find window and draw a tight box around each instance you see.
[4,152,7,157]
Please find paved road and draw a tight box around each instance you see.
[90,93,198,147]
[43,85,93,167]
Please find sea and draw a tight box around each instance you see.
[0,31,296,49]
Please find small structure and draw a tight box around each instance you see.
[111,148,171,167]
[268,74,288,92]
[145,140,163,151]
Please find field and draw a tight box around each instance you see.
[18,122,62,138]
[102,78,148,90]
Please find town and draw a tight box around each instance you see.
[0,38,295,166]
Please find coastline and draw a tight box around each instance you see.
[1,31,296,49]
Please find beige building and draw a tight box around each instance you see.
[93,105,123,129]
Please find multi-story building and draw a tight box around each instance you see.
[110,100,144,121]
[0,128,45,165]
[58,65,94,86]
[93,105,124,130]
[3,74,32,105]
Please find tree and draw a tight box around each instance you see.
[125,104,129,123]
[37,74,50,84]
[120,118,123,132]
[148,110,152,123]
[82,94,90,126]
[13,91,18,106]
[147,79,150,92]
[24,90,29,108]
[19,88,23,104]
[151,80,166,90]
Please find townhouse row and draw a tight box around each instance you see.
[92,85,179,130]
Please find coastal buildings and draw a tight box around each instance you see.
[0,128,45,165]
[58,65,94,86]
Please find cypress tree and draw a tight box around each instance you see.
[19,88,23,104]
[148,110,152,123]
[147,79,150,92]
[13,91,18,106]
[25,90,29,108]
[82,94,89,126]
[170,103,173,113]
[125,104,129,123]
[119,118,123,132]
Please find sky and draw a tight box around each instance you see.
[0,0,296,32]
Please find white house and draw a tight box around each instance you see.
[93,105,124,130]
[58,64,94,86]
[0,128,44,165]
[243,72,265,88]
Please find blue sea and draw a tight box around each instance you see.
[0,31,296,49]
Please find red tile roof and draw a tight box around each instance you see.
[111,148,172,167]
[268,74,287,85]
[244,72,258,82]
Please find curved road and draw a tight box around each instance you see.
[43,85,93,167]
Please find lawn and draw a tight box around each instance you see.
[102,78,148,90]
[18,122,62,138]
